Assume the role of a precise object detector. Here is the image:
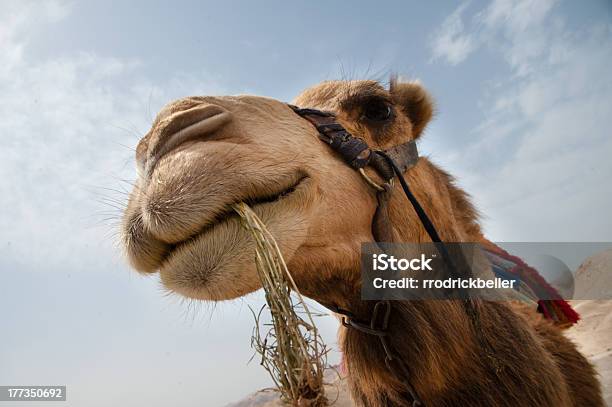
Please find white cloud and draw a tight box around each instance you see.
[429,1,477,65]
[481,0,557,32]
[479,0,561,76]
[429,1,612,241]
[0,1,227,272]
[0,1,70,74]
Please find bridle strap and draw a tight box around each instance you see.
[370,142,419,181]
[288,105,419,181]
[320,300,423,407]
[375,150,441,242]
[289,105,447,247]
[290,103,469,252]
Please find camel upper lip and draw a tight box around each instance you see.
[161,173,309,260]
[145,105,233,179]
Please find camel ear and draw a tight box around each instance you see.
[390,80,434,139]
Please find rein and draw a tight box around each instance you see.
[288,104,455,407]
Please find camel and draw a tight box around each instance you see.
[121,79,603,406]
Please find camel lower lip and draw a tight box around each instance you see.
[162,175,308,260]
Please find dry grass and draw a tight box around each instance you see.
[233,203,328,406]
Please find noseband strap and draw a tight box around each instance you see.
[289,105,419,182]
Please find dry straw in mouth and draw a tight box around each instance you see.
[233,202,328,406]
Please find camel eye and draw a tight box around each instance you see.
[362,99,393,123]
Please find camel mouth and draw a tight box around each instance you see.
[161,173,309,263]
[151,171,313,301]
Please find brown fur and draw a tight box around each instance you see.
[121,79,603,406]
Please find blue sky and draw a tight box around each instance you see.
[1,1,611,406]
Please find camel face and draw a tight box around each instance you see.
[122,80,433,301]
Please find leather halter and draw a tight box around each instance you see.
[288,104,439,406]
[288,106,419,183]
[289,104,447,247]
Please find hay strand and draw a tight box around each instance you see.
[233,203,328,406]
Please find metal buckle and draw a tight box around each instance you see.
[359,168,394,192]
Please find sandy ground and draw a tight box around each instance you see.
[224,368,353,407]
[567,300,612,406]
[226,250,612,406]
[565,249,612,406]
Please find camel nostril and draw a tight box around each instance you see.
[145,104,233,178]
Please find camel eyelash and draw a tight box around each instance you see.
[341,93,394,116]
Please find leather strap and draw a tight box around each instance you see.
[372,183,397,243]
[288,105,419,181]
[370,141,418,181]
[319,300,423,407]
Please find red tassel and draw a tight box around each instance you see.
[483,240,580,326]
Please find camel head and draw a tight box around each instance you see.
[121,79,436,302]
